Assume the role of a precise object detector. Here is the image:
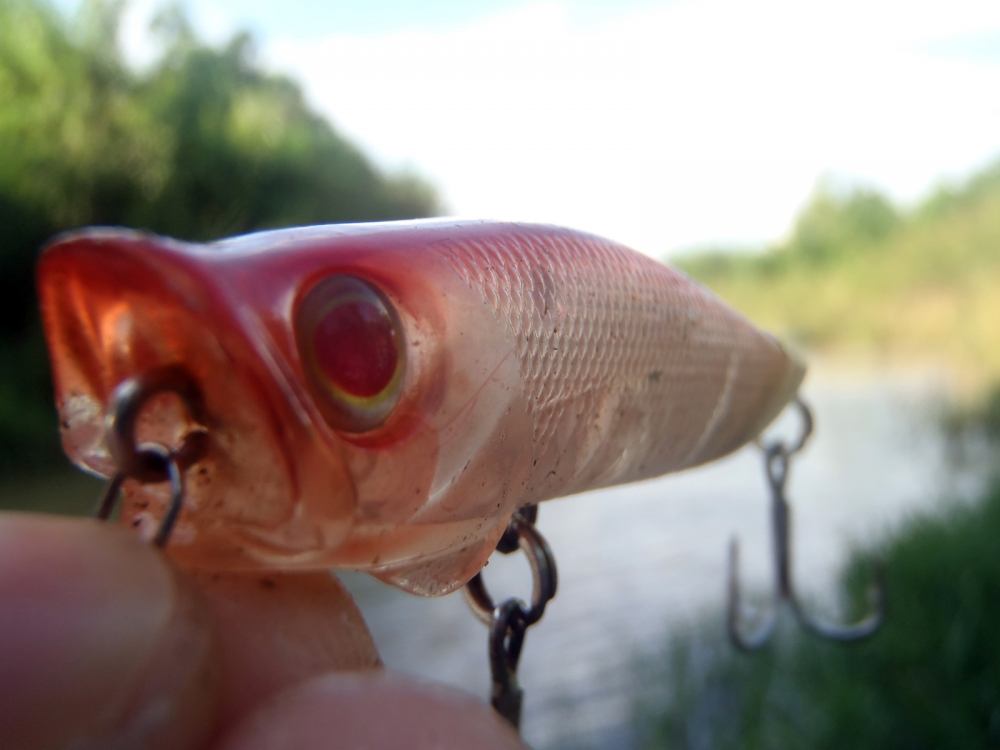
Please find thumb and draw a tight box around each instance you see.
[0,513,218,750]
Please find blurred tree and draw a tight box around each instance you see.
[679,157,1000,381]
[0,0,439,473]
[788,183,899,265]
[918,160,1000,221]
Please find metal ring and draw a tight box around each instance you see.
[757,395,814,457]
[464,515,559,627]
[785,397,814,455]
[94,443,186,547]
[495,505,538,553]
[105,365,208,482]
[489,599,528,687]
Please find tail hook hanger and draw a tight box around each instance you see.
[727,397,886,651]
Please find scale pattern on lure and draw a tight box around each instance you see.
[38,220,804,595]
[441,230,799,489]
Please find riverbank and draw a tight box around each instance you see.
[633,464,1000,749]
[631,376,1000,749]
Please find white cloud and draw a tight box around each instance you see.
[194,1,1000,254]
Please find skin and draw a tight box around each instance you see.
[0,513,526,750]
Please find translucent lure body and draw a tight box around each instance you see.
[39,221,803,594]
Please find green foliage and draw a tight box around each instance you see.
[0,0,439,473]
[918,160,1000,221]
[943,382,1000,446]
[636,474,1000,749]
[679,161,1000,384]
[789,183,899,265]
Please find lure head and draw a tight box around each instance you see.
[38,223,530,592]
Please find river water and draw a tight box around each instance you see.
[341,368,986,748]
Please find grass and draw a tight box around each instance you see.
[633,468,1000,749]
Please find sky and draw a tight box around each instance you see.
[78,0,1000,256]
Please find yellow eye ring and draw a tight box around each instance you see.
[296,275,405,433]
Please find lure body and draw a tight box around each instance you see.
[39,220,803,594]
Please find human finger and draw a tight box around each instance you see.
[0,513,218,750]
[214,671,527,750]
[185,570,380,729]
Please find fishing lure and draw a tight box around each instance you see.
[38,220,804,596]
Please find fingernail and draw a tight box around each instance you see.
[0,514,217,749]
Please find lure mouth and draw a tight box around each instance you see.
[37,229,354,567]
[38,229,226,476]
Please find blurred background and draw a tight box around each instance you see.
[1,0,998,747]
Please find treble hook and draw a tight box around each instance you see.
[727,397,886,651]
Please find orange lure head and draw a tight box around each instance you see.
[38,223,529,588]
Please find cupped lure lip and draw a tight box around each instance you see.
[38,229,248,470]
[36,228,357,565]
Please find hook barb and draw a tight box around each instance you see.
[791,560,887,642]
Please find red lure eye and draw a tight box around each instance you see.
[296,276,405,432]
[313,297,398,397]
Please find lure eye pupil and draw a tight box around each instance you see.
[297,274,405,433]
[312,298,399,398]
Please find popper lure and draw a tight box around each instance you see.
[38,220,804,596]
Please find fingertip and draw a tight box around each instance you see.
[186,570,380,727]
[215,672,527,750]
